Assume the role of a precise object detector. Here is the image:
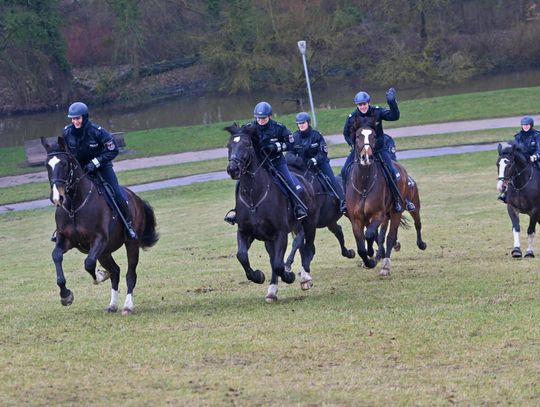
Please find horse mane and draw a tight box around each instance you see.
[225,122,265,162]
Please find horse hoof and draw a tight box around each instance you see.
[95,269,110,284]
[345,249,356,259]
[106,305,118,313]
[250,270,265,284]
[524,251,535,258]
[364,258,377,269]
[284,264,292,273]
[418,241,427,251]
[300,280,313,290]
[394,241,401,252]
[122,307,134,315]
[265,294,278,303]
[379,258,391,277]
[379,268,391,277]
[281,271,296,284]
[511,247,522,258]
[60,291,74,306]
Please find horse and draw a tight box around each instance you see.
[225,124,320,302]
[283,154,355,272]
[346,127,424,276]
[41,137,159,314]
[496,142,540,258]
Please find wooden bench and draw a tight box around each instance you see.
[24,132,126,166]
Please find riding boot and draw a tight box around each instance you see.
[116,197,138,240]
[224,209,237,225]
[294,204,308,221]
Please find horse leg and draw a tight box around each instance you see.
[411,210,427,250]
[264,234,294,303]
[366,220,382,260]
[327,222,355,258]
[122,241,140,315]
[84,237,107,283]
[98,253,121,313]
[524,214,538,258]
[51,237,74,306]
[297,223,317,290]
[507,205,522,258]
[237,230,265,284]
[351,220,376,269]
[376,222,388,260]
[285,230,304,273]
[380,213,402,277]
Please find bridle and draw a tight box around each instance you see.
[228,135,268,177]
[498,153,534,192]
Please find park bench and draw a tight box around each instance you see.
[24,132,126,166]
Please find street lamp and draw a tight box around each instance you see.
[297,40,317,128]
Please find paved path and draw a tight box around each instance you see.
[0,142,504,213]
[0,116,520,188]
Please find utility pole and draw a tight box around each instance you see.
[297,40,317,128]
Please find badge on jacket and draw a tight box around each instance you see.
[105,140,116,151]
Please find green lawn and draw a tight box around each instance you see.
[1,86,539,178]
[1,150,539,405]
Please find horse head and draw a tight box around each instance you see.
[497,142,529,193]
[353,127,376,166]
[225,123,261,179]
[41,136,81,206]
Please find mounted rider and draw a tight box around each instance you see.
[498,115,540,202]
[340,88,414,213]
[224,101,309,225]
[54,102,137,240]
[288,111,347,214]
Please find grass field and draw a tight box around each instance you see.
[2,150,540,406]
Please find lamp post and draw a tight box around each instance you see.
[297,40,317,128]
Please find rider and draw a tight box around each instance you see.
[224,102,309,225]
[52,102,137,241]
[289,111,347,214]
[340,88,414,213]
[498,115,540,202]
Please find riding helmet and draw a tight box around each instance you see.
[295,112,311,124]
[67,102,89,118]
[521,116,534,127]
[354,91,371,104]
[253,101,272,118]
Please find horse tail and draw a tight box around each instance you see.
[399,215,411,230]
[140,200,159,250]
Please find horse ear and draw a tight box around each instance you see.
[58,136,67,151]
[498,143,502,154]
[41,137,50,151]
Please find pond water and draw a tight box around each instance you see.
[1,69,540,148]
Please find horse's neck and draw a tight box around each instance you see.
[67,169,95,204]
[352,160,378,186]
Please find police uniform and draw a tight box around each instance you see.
[514,128,540,164]
[251,119,304,195]
[63,119,124,201]
[290,126,345,204]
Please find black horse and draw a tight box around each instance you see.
[42,137,159,314]
[284,154,355,272]
[225,124,320,302]
[497,142,540,258]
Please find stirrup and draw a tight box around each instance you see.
[405,200,416,212]
[295,207,308,221]
[51,230,57,242]
[224,209,236,225]
[393,201,403,213]
[340,200,347,214]
[497,194,507,203]
[126,223,138,240]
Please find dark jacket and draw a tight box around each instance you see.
[250,119,294,159]
[342,100,400,151]
[63,119,118,167]
[514,128,540,156]
[290,126,329,164]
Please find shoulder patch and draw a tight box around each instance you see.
[105,140,116,151]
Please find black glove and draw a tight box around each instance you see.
[386,87,396,103]
[84,162,97,173]
[263,142,281,154]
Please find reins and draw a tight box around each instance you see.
[501,155,535,192]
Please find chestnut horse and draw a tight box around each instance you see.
[346,127,425,276]
[42,137,159,314]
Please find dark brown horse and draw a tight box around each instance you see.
[42,137,159,314]
[284,154,355,272]
[497,142,540,258]
[225,124,320,302]
[346,127,425,276]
